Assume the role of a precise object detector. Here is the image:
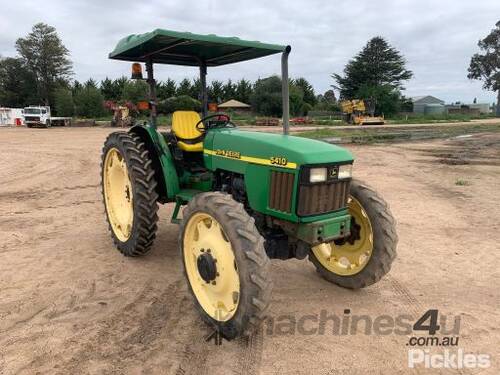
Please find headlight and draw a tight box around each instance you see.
[309,167,327,183]
[338,164,352,179]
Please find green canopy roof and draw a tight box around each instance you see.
[109,29,289,67]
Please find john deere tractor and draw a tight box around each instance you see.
[102,29,397,339]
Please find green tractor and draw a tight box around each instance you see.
[102,29,397,339]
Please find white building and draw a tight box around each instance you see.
[0,107,24,126]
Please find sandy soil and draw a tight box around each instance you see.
[0,127,499,375]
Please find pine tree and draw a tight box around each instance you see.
[294,77,316,106]
[54,87,74,116]
[156,78,177,100]
[332,36,412,99]
[177,78,192,97]
[15,23,73,105]
[222,79,236,101]
[208,80,224,103]
[100,77,121,100]
[234,79,253,104]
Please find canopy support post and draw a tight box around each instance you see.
[146,58,157,129]
[281,46,291,135]
[200,62,208,117]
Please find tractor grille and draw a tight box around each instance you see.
[269,170,295,213]
[297,179,350,216]
[24,116,40,122]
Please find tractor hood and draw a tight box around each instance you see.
[206,129,354,168]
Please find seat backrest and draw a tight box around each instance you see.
[172,111,202,140]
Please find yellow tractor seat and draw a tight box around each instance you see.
[171,111,204,152]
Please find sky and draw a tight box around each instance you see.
[1,0,499,104]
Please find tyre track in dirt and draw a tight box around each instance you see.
[0,183,99,199]
[174,334,211,375]
[387,274,470,375]
[235,328,264,375]
[21,279,187,374]
[173,323,264,375]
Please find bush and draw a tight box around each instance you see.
[74,86,105,118]
[289,84,305,116]
[54,88,74,116]
[301,102,313,116]
[251,76,282,117]
[313,100,340,113]
[251,76,308,117]
[158,95,201,114]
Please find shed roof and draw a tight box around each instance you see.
[109,29,289,67]
[411,95,445,104]
[218,99,251,108]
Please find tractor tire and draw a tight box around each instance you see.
[309,179,397,289]
[101,132,159,256]
[179,192,272,340]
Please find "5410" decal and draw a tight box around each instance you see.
[270,156,288,166]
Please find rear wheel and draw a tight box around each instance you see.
[180,192,272,339]
[309,179,397,289]
[101,132,159,256]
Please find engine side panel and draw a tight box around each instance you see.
[202,128,354,222]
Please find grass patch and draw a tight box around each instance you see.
[386,113,494,124]
[297,123,500,143]
[455,179,471,186]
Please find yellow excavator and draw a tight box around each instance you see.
[340,99,385,125]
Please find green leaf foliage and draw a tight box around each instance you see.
[15,23,73,106]
[332,36,412,99]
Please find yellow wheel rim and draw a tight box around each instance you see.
[183,213,240,321]
[103,148,133,242]
[312,196,373,276]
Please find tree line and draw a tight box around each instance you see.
[0,23,335,118]
[1,22,499,119]
[27,74,337,118]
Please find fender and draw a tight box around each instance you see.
[129,124,180,202]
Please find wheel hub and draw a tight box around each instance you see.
[183,212,240,321]
[197,250,217,283]
[311,196,373,276]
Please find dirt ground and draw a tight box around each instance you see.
[0,127,499,375]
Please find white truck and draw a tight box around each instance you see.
[23,106,71,128]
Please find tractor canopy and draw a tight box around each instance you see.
[109,28,291,133]
[109,28,289,66]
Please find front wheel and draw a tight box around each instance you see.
[179,192,272,339]
[309,179,397,289]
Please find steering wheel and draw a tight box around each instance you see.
[195,113,232,133]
